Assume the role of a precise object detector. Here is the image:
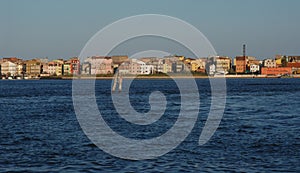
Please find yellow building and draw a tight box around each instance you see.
[191,59,206,72]
[275,55,283,67]
[63,60,71,75]
[215,56,232,73]
[25,59,41,77]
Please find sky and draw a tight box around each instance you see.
[0,0,300,60]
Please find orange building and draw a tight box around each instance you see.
[235,56,247,73]
[287,62,300,74]
[261,67,292,75]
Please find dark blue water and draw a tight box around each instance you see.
[0,79,299,172]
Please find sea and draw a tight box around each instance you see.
[0,78,299,172]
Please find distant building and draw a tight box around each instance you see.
[162,63,172,73]
[275,55,283,67]
[40,59,49,75]
[63,60,72,75]
[48,59,64,76]
[286,62,300,74]
[172,61,184,73]
[70,57,80,75]
[208,64,216,76]
[118,61,130,75]
[250,64,260,73]
[261,67,292,75]
[191,58,206,73]
[0,61,17,76]
[129,59,153,75]
[16,62,24,76]
[98,57,113,74]
[235,56,247,73]
[117,59,153,75]
[215,56,232,74]
[263,59,276,68]
[182,58,195,71]
[153,60,164,73]
[85,56,112,75]
[81,62,91,75]
[25,59,42,77]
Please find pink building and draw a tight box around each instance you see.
[86,56,113,75]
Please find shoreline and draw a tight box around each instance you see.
[2,74,300,80]
[59,74,300,80]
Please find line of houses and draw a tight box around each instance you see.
[1,54,300,79]
[0,57,80,79]
[233,55,300,76]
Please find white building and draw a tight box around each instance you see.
[0,61,17,76]
[81,62,91,75]
[48,59,63,76]
[208,64,216,75]
[263,59,276,68]
[16,63,24,75]
[129,59,153,75]
[118,61,130,75]
[250,64,260,73]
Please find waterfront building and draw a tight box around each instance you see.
[85,56,113,75]
[250,64,260,73]
[39,58,49,75]
[98,57,113,74]
[16,62,24,76]
[275,55,283,67]
[81,62,91,75]
[141,58,163,74]
[263,59,276,68]
[118,61,130,75]
[48,59,64,76]
[63,57,80,75]
[286,62,300,74]
[235,56,247,73]
[215,56,232,74]
[129,59,153,75]
[208,64,216,76]
[162,63,172,73]
[0,61,17,77]
[261,67,292,76]
[70,57,80,75]
[25,59,42,77]
[151,59,164,74]
[63,60,71,75]
[172,61,184,73]
[246,57,260,73]
[191,58,206,73]
[182,58,195,72]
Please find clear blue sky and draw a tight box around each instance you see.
[0,0,299,60]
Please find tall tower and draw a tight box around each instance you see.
[243,44,246,57]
